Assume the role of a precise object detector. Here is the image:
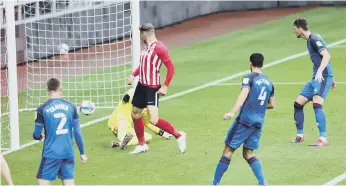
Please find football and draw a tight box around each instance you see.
[58,43,70,54]
[80,100,96,115]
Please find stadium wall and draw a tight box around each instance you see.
[141,1,346,28]
[1,1,345,67]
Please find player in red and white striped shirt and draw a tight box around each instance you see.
[128,23,187,154]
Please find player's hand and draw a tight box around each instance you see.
[40,134,45,141]
[223,112,234,120]
[332,81,336,90]
[314,70,324,83]
[80,154,88,164]
[157,86,168,96]
[128,74,135,85]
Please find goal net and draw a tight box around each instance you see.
[23,0,134,110]
[1,1,11,150]
[1,0,139,151]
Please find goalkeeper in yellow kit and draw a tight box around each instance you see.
[108,88,172,149]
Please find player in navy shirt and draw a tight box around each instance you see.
[291,17,336,146]
[212,53,275,185]
[33,78,87,185]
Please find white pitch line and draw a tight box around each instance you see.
[324,172,346,185]
[3,38,346,157]
[215,82,346,86]
[330,45,346,48]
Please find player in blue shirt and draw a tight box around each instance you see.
[212,53,275,186]
[33,78,87,185]
[291,17,336,146]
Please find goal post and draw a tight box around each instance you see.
[1,0,20,151]
[1,0,141,153]
[131,0,141,88]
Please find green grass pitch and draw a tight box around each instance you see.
[3,7,346,185]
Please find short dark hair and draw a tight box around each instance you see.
[139,23,155,32]
[293,17,308,31]
[250,53,264,68]
[47,78,61,91]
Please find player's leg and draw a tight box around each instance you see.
[147,105,186,152]
[243,127,266,185]
[291,81,312,143]
[309,78,333,146]
[1,153,14,185]
[142,109,172,139]
[243,148,266,185]
[132,106,145,144]
[114,119,134,149]
[59,158,75,186]
[123,129,152,147]
[37,179,52,186]
[130,85,148,153]
[212,145,234,185]
[144,132,153,143]
[125,127,138,147]
[146,105,181,138]
[129,106,148,154]
[109,130,121,148]
[109,129,134,149]
[36,158,61,185]
[62,179,74,186]
[130,84,146,152]
[108,106,121,148]
[212,122,250,185]
[146,86,186,152]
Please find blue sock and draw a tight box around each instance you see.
[248,157,265,185]
[212,155,231,185]
[294,102,304,135]
[313,103,326,137]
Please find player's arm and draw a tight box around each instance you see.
[231,88,250,114]
[33,109,44,141]
[224,76,252,120]
[318,49,331,72]
[128,66,140,85]
[72,106,86,157]
[267,97,275,109]
[312,39,331,82]
[132,66,140,77]
[157,45,174,94]
[74,121,85,155]
[116,114,128,142]
[267,85,275,109]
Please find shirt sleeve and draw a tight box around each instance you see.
[241,75,252,90]
[156,44,170,63]
[35,108,44,127]
[311,37,327,54]
[156,45,175,87]
[73,105,80,124]
[33,108,44,140]
[73,121,85,155]
[132,66,140,76]
[270,84,275,97]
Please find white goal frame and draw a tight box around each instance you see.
[2,0,140,152]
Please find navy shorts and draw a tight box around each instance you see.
[36,157,74,181]
[224,121,262,150]
[299,77,333,101]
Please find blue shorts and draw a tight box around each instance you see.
[224,121,262,150]
[36,157,74,181]
[299,77,333,101]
